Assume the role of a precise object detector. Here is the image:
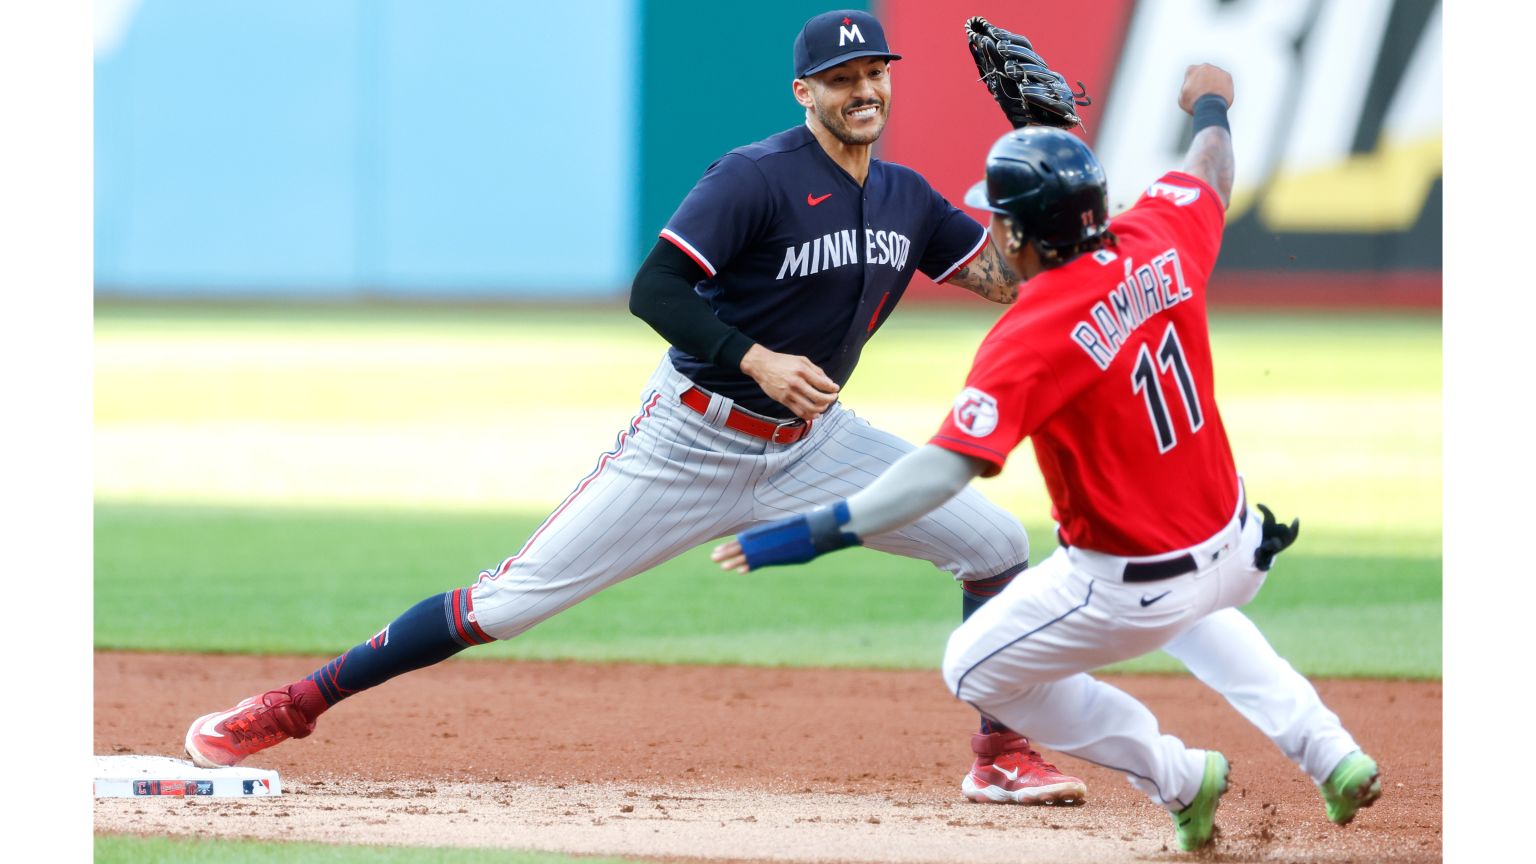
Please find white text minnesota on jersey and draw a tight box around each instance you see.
[1071,248,1193,371]
[775,229,912,279]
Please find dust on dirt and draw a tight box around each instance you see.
[94,652,1441,863]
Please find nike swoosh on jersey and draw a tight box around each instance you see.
[196,700,254,738]
[807,192,832,206]
[1140,591,1172,607]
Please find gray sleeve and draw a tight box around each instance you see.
[842,445,986,537]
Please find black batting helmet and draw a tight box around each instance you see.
[963,127,1109,262]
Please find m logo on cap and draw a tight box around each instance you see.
[793,10,900,79]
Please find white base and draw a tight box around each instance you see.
[94,755,281,798]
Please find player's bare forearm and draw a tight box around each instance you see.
[1183,127,1233,209]
[1177,63,1235,209]
[947,242,1020,304]
[739,343,840,422]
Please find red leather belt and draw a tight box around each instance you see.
[679,386,810,444]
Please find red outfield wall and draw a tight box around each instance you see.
[876,0,1442,309]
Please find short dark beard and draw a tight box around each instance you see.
[815,98,884,146]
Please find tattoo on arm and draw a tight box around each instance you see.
[947,243,1020,304]
[1184,127,1234,209]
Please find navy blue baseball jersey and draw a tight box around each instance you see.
[660,125,987,417]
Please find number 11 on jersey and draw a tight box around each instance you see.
[1131,322,1204,453]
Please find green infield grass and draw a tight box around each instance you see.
[94,500,1440,678]
[94,303,1441,678]
[94,835,646,863]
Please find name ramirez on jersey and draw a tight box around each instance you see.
[1070,248,1194,371]
[929,171,1236,556]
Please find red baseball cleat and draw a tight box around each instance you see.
[184,687,316,768]
[962,731,1087,804]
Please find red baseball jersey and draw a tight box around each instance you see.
[932,171,1239,556]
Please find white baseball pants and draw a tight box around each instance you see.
[941,497,1361,810]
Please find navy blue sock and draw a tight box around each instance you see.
[298,588,494,714]
[962,563,1027,736]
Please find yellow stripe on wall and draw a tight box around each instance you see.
[1257,135,1443,233]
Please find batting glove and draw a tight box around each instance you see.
[1252,503,1301,571]
[738,500,862,569]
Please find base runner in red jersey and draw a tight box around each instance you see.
[715,64,1382,851]
[932,166,1237,557]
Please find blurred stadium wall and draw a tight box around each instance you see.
[94,0,1439,307]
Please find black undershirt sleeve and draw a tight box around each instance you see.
[629,239,756,372]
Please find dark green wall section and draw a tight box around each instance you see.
[636,1,871,268]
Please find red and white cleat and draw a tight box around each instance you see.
[961,731,1087,805]
[184,687,316,768]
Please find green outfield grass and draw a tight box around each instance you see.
[93,501,1441,678]
[93,303,1442,679]
[94,835,646,863]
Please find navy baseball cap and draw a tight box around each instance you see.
[793,10,901,78]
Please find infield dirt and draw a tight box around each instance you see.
[95,651,1441,863]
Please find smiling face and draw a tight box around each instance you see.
[794,57,891,146]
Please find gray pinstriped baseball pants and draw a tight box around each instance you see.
[469,357,1030,640]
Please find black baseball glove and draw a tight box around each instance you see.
[965,17,1090,129]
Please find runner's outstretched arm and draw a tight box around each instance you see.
[711,445,988,572]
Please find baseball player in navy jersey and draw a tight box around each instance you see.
[184,9,1087,805]
[713,64,1382,851]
